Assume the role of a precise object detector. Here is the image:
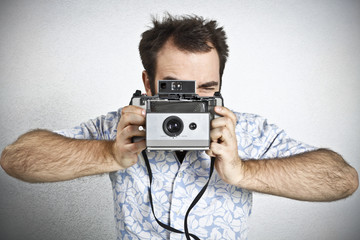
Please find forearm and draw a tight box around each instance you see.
[0,129,121,183]
[238,149,359,201]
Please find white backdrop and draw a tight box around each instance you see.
[1,0,359,239]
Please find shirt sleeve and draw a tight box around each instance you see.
[259,127,317,159]
[54,109,121,141]
[234,112,317,160]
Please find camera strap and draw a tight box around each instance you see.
[141,150,215,240]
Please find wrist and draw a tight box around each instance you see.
[234,158,257,189]
[234,157,246,186]
[218,156,245,187]
[110,141,123,170]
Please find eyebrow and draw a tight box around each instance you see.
[197,81,219,88]
[162,76,179,80]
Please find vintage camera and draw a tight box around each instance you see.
[130,80,223,150]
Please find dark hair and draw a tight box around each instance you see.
[139,14,229,94]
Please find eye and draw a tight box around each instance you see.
[199,87,215,91]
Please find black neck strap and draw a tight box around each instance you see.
[141,150,216,240]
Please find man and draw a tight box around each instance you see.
[1,14,358,240]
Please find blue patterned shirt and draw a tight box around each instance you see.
[55,108,315,239]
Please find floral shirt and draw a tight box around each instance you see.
[55,109,315,239]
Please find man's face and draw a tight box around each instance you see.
[143,40,221,97]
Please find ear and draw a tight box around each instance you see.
[142,70,152,96]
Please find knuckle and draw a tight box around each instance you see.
[210,118,216,126]
[124,125,133,135]
[225,117,233,126]
[128,144,138,153]
[220,117,228,126]
[210,142,221,152]
[116,143,126,155]
[212,117,221,126]
[122,105,143,116]
[130,157,138,165]
[218,126,226,136]
[120,112,130,123]
[231,113,237,124]
[121,106,131,115]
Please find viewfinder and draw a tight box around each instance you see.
[171,82,182,91]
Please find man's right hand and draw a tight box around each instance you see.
[113,105,146,169]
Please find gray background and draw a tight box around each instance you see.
[1,0,359,239]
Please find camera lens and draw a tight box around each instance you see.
[163,116,184,137]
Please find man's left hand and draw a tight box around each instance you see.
[206,106,243,186]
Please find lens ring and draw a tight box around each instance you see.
[163,116,184,137]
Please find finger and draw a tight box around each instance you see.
[214,106,237,125]
[118,112,146,131]
[210,127,232,143]
[211,116,235,132]
[118,125,146,142]
[209,141,224,156]
[124,139,146,154]
[205,149,215,157]
[122,105,146,116]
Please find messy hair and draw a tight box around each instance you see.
[139,13,229,94]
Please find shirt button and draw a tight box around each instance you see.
[178,172,183,178]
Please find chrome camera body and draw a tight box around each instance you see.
[130,80,223,151]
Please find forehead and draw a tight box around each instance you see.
[155,40,220,85]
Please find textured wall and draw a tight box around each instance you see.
[1,0,359,239]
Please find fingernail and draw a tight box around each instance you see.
[215,106,222,112]
[142,110,146,116]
